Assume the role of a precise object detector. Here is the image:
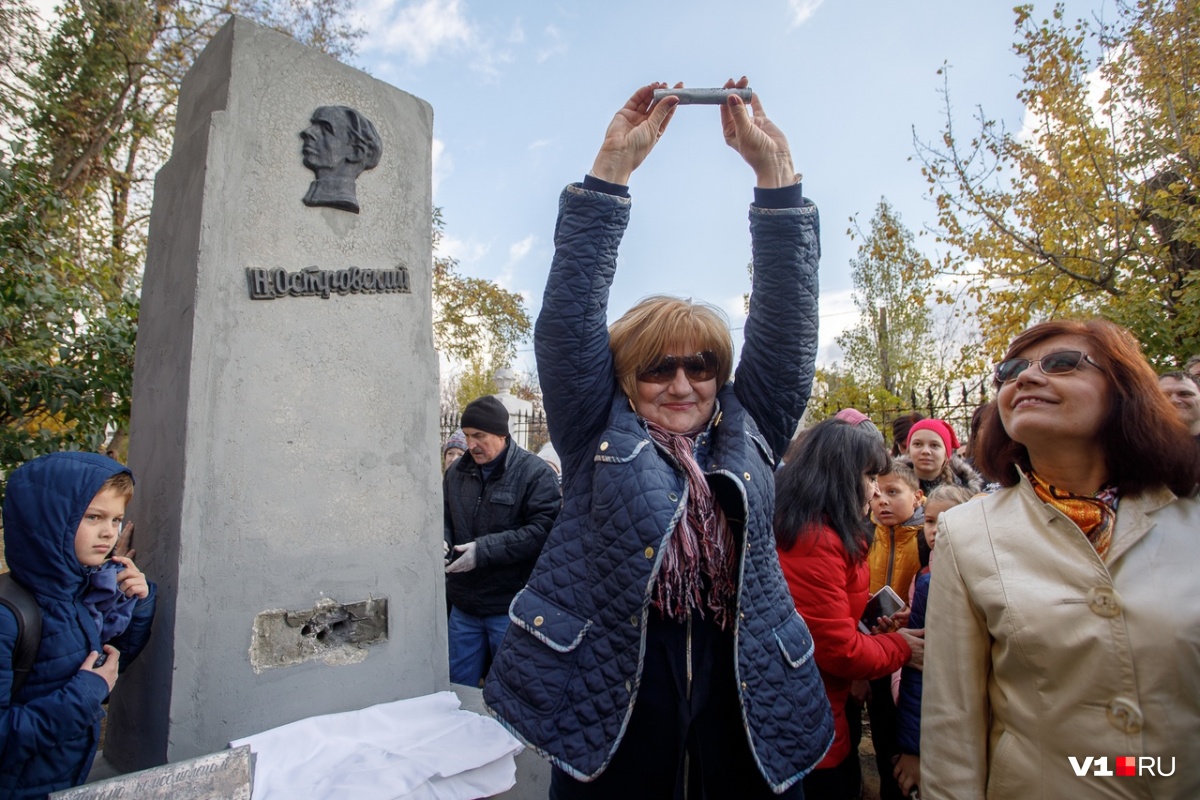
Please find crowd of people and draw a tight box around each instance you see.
[446,82,1200,800]
[4,78,1200,800]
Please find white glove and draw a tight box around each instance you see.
[444,542,478,573]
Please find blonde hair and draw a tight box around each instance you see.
[925,485,974,508]
[100,471,135,503]
[883,459,920,491]
[608,296,733,401]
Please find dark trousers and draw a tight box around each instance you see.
[802,752,861,800]
[549,611,804,800]
[867,675,905,800]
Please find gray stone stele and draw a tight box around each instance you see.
[104,15,447,770]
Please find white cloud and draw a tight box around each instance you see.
[528,139,551,151]
[435,233,490,264]
[508,235,536,263]
[536,24,568,63]
[787,0,825,28]
[815,288,859,367]
[431,137,449,196]
[367,0,478,65]
[507,20,526,44]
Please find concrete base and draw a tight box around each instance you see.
[88,690,550,799]
[453,686,551,799]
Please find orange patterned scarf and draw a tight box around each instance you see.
[1026,469,1119,560]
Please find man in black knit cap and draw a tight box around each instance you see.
[443,395,560,686]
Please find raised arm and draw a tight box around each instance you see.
[535,84,681,459]
[721,78,819,457]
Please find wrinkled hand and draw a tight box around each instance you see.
[81,646,120,692]
[849,679,871,704]
[893,753,921,796]
[590,82,682,185]
[890,608,912,628]
[114,521,136,560]
[444,542,478,574]
[111,556,149,599]
[443,539,450,564]
[719,76,795,188]
[898,628,925,670]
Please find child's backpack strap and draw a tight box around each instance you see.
[0,572,42,702]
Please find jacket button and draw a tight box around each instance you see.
[743,472,751,481]
[1106,698,1143,733]
[668,492,678,502]
[625,680,632,693]
[1087,586,1121,617]
[740,611,746,620]
[644,547,654,559]
[741,681,748,691]
[600,441,609,451]
[533,615,544,627]
[630,615,639,626]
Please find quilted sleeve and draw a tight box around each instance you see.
[0,607,109,782]
[534,185,631,461]
[778,530,910,681]
[735,202,820,460]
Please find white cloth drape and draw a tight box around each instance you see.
[230,692,523,799]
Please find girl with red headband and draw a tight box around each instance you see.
[903,418,983,497]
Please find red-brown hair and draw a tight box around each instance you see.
[975,319,1200,495]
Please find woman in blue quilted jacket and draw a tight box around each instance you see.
[483,78,833,798]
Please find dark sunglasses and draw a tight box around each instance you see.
[994,350,1104,384]
[638,351,719,384]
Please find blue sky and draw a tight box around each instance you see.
[345,0,1105,375]
[38,0,1103,374]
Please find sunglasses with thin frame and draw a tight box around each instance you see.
[994,350,1104,384]
[638,351,720,384]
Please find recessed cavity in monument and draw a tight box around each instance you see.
[250,596,389,672]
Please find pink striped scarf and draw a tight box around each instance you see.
[646,421,737,631]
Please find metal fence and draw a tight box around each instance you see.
[441,381,992,454]
[440,410,550,454]
[814,381,992,450]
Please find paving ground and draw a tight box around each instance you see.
[860,730,883,799]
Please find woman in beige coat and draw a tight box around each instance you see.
[921,318,1200,800]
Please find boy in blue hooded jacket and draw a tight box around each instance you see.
[1,452,157,799]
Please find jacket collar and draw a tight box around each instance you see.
[1015,470,1176,564]
[455,437,513,477]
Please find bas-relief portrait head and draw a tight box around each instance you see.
[300,106,383,214]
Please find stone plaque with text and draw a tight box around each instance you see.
[49,747,253,799]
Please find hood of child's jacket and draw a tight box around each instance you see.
[2,451,131,600]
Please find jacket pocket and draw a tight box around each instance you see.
[773,611,815,668]
[488,488,516,506]
[492,588,591,714]
[509,587,592,651]
[593,438,651,464]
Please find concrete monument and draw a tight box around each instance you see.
[105,16,443,769]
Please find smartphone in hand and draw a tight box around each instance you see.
[859,585,907,634]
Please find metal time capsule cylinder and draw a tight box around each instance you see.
[651,87,753,105]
